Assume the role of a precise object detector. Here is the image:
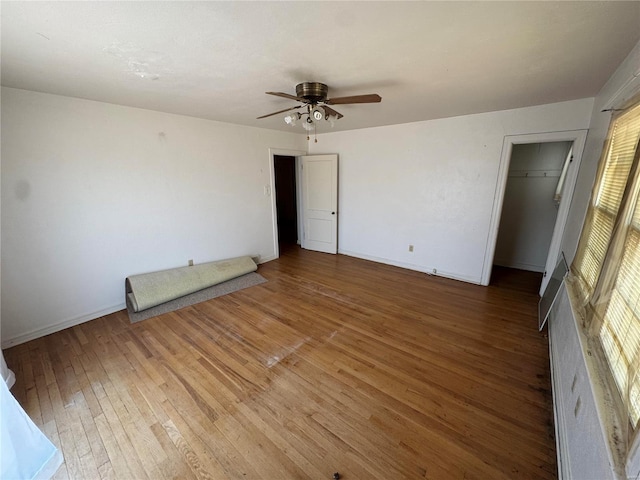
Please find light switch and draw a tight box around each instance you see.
[264,185,271,196]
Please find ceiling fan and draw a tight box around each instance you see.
[257,82,381,125]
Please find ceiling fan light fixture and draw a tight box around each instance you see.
[260,82,380,140]
[312,107,324,121]
[260,82,381,131]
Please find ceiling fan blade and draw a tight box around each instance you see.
[256,105,302,119]
[322,105,344,119]
[266,91,306,102]
[325,93,382,105]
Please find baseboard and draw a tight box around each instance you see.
[338,249,482,285]
[493,259,545,273]
[258,254,278,264]
[2,303,126,349]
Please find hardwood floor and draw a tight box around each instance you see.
[5,248,556,479]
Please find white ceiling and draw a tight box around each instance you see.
[2,1,639,133]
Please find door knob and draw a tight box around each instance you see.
[331,211,336,215]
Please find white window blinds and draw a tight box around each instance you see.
[573,104,640,301]
[600,164,640,425]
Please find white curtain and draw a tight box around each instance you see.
[0,350,62,479]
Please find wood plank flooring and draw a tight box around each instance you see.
[5,247,556,479]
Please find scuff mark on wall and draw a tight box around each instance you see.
[15,180,31,201]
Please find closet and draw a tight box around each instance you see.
[493,141,573,272]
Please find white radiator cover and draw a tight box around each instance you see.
[548,284,619,479]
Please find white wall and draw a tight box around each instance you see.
[1,87,306,347]
[494,141,571,272]
[309,99,594,284]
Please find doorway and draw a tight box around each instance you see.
[482,130,588,295]
[268,148,306,260]
[274,155,298,247]
[491,141,571,293]
[269,151,340,258]
[493,142,572,270]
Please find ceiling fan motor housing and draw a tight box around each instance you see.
[296,82,328,103]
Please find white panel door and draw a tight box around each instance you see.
[301,154,338,254]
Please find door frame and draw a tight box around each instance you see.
[480,129,588,293]
[269,148,307,260]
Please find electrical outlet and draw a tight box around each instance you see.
[408,244,414,252]
[188,259,194,266]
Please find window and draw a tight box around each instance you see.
[571,100,640,428]
[573,104,640,301]
[599,177,640,423]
